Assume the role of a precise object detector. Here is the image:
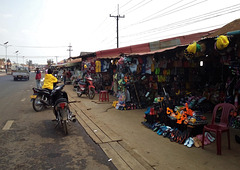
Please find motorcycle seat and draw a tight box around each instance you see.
[38,88,51,94]
[55,98,68,105]
[79,81,86,85]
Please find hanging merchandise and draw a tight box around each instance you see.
[95,60,101,73]
[186,42,202,54]
[215,35,229,50]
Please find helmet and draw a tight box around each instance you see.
[84,64,87,69]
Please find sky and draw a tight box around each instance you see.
[0,0,240,65]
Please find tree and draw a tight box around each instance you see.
[47,59,53,67]
[27,60,32,66]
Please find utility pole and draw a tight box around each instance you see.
[67,43,73,58]
[110,4,125,48]
[55,56,58,64]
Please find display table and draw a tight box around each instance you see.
[167,115,207,136]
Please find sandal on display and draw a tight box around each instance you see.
[193,137,201,148]
[187,137,194,148]
[184,137,190,146]
[179,131,190,144]
[204,135,211,145]
[157,126,166,135]
[205,132,215,142]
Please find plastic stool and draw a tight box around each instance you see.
[99,90,109,102]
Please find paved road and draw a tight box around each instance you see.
[0,73,117,170]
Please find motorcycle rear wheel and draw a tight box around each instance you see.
[32,95,45,112]
[62,120,68,135]
[88,88,95,99]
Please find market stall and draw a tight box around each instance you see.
[141,32,240,148]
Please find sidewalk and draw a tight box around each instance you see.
[65,85,240,170]
[0,72,6,77]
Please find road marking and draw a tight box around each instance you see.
[21,98,26,102]
[2,120,14,130]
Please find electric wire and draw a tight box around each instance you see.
[142,0,208,23]
[124,0,153,15]
[121,0,208,30]
[121,4,240,39]
[120,23,224,44]
[122,0,150,14]
[13,45,67,48]
[140,0,184,22]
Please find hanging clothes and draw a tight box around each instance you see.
[95,60,101,73]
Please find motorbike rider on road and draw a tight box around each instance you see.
[42,69,58,90]
[82,64,89,82]
[42,69,61,120]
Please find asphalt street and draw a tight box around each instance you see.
[0,73,117,170]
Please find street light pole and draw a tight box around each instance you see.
[4,42,8,73]
[15,51,19,67]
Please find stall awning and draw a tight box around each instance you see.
[125,45,187,57]
[96,43,150,59]
[69,58,82,63]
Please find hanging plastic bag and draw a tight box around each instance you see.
[216,35,229,50]
[186,42,201,54]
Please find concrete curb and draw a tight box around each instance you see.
[0,73,6,77]
[66,87,154,170]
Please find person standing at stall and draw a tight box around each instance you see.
[63,69,67,84]
[35,68,41,89]
[67,70,72,82]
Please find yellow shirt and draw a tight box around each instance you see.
[42,74,58,90]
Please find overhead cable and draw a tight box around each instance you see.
[121,4,240,38]
[121,0,208,30]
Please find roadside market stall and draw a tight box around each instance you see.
[141,32,240,148]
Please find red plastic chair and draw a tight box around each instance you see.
[202,103,235,155]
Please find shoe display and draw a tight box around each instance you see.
[179,131,190,144]
[184,137,190,146]
[187,137,194,148]
[193,137,201,148]
[205,132,215,142]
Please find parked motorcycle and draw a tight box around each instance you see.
[30,83,76,134]
[76,76,95,99]
[53,97,76,135]
[30,82,66,111]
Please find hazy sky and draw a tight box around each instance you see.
[0,0,240,64]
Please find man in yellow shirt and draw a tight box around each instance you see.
[42,69,58,90]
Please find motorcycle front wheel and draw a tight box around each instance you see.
[77,87,82,97]
[88,88,95,99]
[32,95,45,112]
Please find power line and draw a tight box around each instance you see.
[121,0,207,30]
[93,0,133,37]
[121,4,240,39]
[13,45,67,48]
[124,0,153,15]
[120,24,224,44]
[122,0,149,14]
[143,0,208,23]
[140,0,184,22]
